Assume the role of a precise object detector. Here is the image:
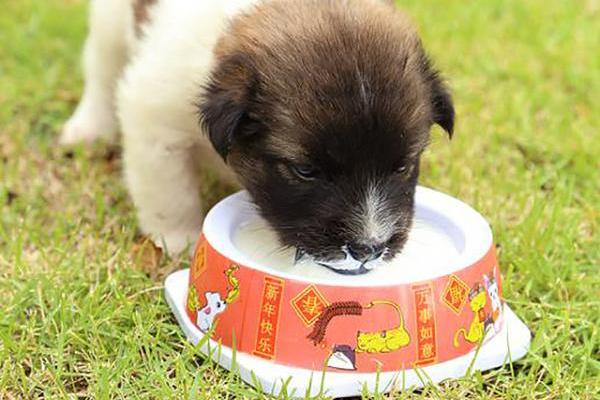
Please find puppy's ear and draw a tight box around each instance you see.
[421,53,455,137]
[430,74,455,138]
[199,54,259,161]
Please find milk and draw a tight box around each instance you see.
[233,214,462,284]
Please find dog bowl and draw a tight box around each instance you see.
[165,186,530,398]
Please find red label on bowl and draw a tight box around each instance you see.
[186,236,504,373]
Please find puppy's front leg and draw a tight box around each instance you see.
[123,131,203,255]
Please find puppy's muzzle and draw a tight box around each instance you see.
[296,244,387,275]
[346,242,385,263]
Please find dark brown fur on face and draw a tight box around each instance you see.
[200,0,454,272]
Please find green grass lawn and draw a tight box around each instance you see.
[1,0,598,398]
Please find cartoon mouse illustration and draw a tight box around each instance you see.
[194,265,240,333]
[453,283,489,346]
[307,300,410,370]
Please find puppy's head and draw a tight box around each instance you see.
[199,0,454,275]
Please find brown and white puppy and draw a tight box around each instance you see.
[62,0,454,275]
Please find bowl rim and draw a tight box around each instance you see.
[202,186,493,287]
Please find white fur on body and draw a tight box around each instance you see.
[63,0,257,253]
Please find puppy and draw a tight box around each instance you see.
[62,0,454,275]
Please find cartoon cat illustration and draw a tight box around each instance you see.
[327,344,356,370]
[197,292,227,332]
[453,284,488,346]
[484,267,503,333]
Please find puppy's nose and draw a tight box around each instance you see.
[347,242,385,263]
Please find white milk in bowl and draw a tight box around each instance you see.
[233,209,463,285]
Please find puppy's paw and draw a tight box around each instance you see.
[150,228,200,256]
[60,108,117,145]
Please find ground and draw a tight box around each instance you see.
[0,0,598,399]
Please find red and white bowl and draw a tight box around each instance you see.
[165,186,530,397]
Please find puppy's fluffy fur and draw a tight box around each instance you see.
[63,0,454,274]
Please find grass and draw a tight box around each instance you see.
[0,0,598,398]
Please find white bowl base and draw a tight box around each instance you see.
[165,269,531,398]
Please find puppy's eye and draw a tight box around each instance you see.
[289,163,320,181]
[395,164,413,177]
